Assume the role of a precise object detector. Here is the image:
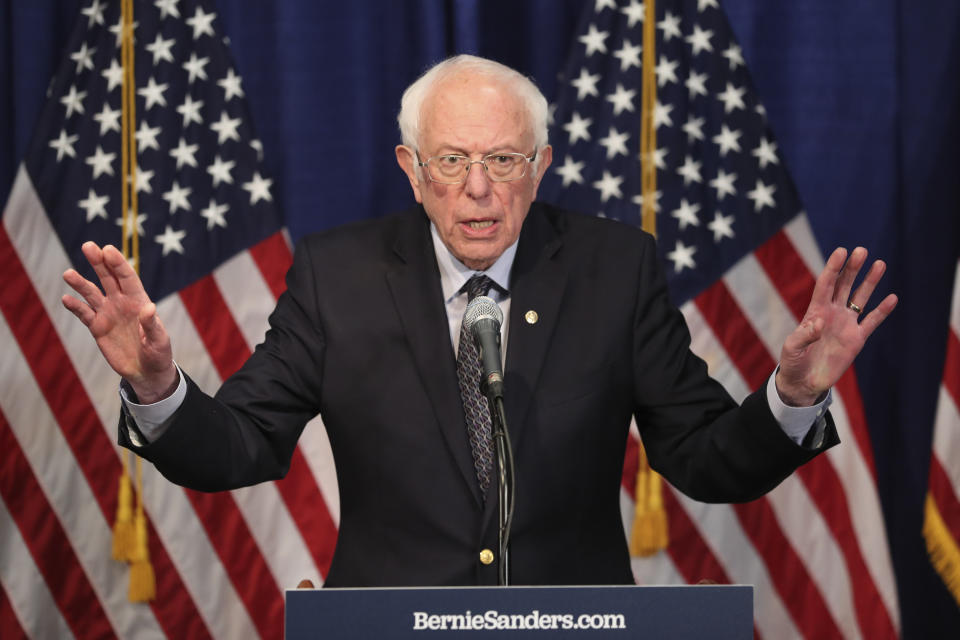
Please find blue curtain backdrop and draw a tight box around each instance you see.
[2,1,958,636]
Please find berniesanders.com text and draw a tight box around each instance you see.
[412,609,626,632]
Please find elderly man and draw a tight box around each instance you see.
[62,55,896,587]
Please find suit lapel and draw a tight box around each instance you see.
[503,205,567,450]
[385,209,484,505]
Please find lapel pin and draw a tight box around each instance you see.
[524,310,539,324]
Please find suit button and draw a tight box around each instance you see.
[524,310,538,324]
[479,549,495,565]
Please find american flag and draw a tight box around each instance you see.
[539,0,900,637]
[924,259,960,609]
[0,1,339,637]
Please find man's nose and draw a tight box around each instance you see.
[463,161,491,198]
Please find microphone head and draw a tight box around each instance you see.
[463,295,503,332]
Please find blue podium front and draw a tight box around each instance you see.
[285,584,753,638]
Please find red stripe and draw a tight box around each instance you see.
[697,274,895,636]
[274,451,339,578]
[0,566,30,640]
[249,230,293,299]
[180,275,251,379]
[622,438,763,640]
[0,227,211,639]
[943,329,960,410]
[754,230,877,477]
[220,242,341,580]
[177,280,284,638]
[796,457,897,638]
[0,409,116,639]
[695,281,845,638]
[929,455,960,541]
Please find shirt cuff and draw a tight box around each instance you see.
[766,370,832,448]
[119,364,187,445]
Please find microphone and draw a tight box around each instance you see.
[463,295,504,399]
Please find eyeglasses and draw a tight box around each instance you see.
[416,150,538,184]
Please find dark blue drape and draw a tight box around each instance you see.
[2,1,958,636]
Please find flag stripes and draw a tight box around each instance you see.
[1,168,337,638]
[0,410,116,639]
[622,222,900,639]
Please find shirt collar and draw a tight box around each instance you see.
[430,223,516,303]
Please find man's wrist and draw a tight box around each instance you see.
[128,367,180,404]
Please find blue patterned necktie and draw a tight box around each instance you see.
[457,274,496,496]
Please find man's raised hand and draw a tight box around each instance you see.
[62,242,178,403]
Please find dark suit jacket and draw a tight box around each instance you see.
[120,202,837,587]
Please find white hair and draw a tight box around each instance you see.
[397,55,549,155]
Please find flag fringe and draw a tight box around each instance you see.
[629,442,669,557]
[111,464,136,561]
[923,493,960,606]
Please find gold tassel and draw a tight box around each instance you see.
[128,457,155,602]
[111,458,136,561]
[629,442,669,556]
[923,494,960,606]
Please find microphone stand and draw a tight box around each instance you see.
[485,380,515,587]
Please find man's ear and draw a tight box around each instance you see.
[395,145,423,203]
[530,145,553,200]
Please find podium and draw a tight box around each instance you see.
[286,584,753,639]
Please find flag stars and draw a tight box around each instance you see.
[243,172,273,204]
[641,146,668,170]
[162,181,192,214]
[70,42,96,74]
[723,44,745,70]
[631,189,662,213]
[207,154,236,186]
[49,129,78,161]
[717,82,746,114]
[60,85,87,118]
[85,145,116,178]
[620,0,645,28]
[177,94,204,127]
[712,124,742,157]
[709,168,738,200]
[682,115,705,142]
[658,11,682,41]
[131,165,155,194]
[599,126,630,159]
[155,225,187,256]
[655,56,679,87]
[753,137,779,168]
[102,59,124,91]
[563,111,592,144]
[183,53,211,83]
[92,104,121,135]
[578,24,609,56]
[613,39,642,71]
[570,68,601,100]
[155,0,181,19]
[676,155,703,185]
[685,25,714,55]
[169,137,199,169]
[186,6,217,39]
[698,0,720,11]
[109,17,138,48]
[211,111,242,144]
[747,179,777,212]
[595,0,617,11]
[653,101,673,128]
[145,34,175,65]
[218,68,244,100]
[81,0,106,27]
[138,77,168,110]
[708,211,735,242]
[667,240,697,272]
[685,71,709,99]
[592,171,624,202]
[135,121,162,151]
[555,156,585,187]
[671,199,701,229]
[606,83,637,115]
[200,199,229,230]
[116,212,147,238]
[78,189,109,222]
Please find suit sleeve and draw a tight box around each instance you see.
[117,238,326,492]
[630,233,839,503]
